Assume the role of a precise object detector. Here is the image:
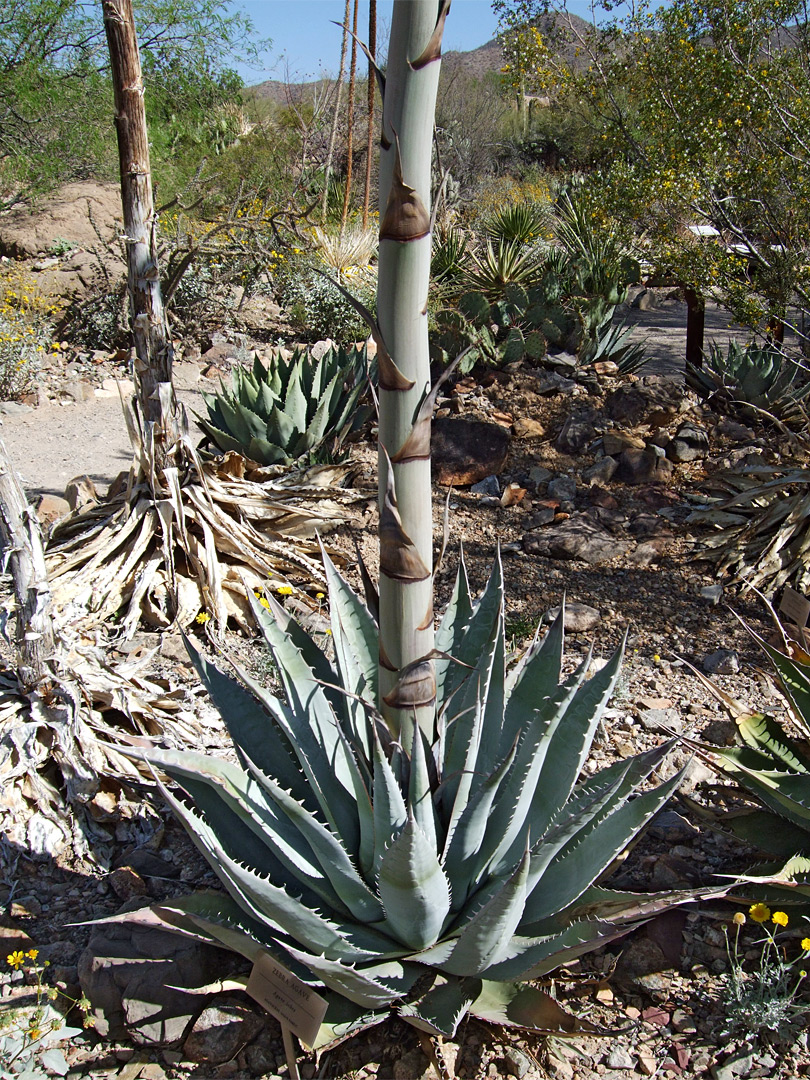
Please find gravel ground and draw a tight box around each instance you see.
[2,296,809,1080]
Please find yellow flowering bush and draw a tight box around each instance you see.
[1,944,91,1076]
[0,265,61,400]
[722,906,809,1037]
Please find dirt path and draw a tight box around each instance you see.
[4,362,204,497]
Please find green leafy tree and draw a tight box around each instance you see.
[0,0,266,207]
[494,0,810,349]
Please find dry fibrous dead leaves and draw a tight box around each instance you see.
[45,400,364,639]
[688,460,810,593]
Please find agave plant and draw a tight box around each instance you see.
[135,0,693,1052]
[197,345,371,466]
[694,612,810,860]
[688,610,810,911]
[686,340,810,425]
[142,550,689,1044]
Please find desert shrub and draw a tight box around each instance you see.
[279,265,377,343]
[58,279,129,351]
[0,264,61,399]
[275,225,378,344]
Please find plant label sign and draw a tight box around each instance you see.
[779,586,810,629]
[246,952,327,1048]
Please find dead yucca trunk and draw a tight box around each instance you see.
[102,0,176,470]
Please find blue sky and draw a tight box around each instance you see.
[227,1,503,84]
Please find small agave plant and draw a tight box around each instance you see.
[197,345,371,466]
[144,551,686,1044]
[692,610,810,891]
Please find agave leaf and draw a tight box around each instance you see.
[231,639,362,857]
[284,363,310,432]
[154,775,380,961]
[323,547,379,739]
[503,604,564,708]
[475,663,595,882]
[305,368,344,450]
[423,850,530,976]
[269,402,300,450]
[254,769,384,924]
[522,767,684,926]
[442,605,503,824]
[713,761,810,828]
[718,808,810,856]
[491,920,629,982]
[516,755,655,902]
[226,399,269,447]
[378,814,452,950]
[249,593,364,847]
[751,632,810,737]
[441,557,505,777]
[435,550,474,705]
[399,976,482,1036]
[155,893,317,977]
[572,883,725,923]
[183,636,311,807]
[524,642,626,841]
[283,947,422,1010]
[246,437,288,466]
[735,711,808,772]
[372,733,408,879]
[312,995,388,1052]
[147,748,349,914]
[472,979,602,1033]
[408,726,438,854]
[197,418,249,456]
[442,737,519,904]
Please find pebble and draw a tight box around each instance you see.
[704,649,740,675]
[700,584,724,605]
[471,475,500,496]
[607,1046,636,1070]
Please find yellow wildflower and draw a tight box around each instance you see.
[732,912,746,926]
[27,1027,41,1041]
[802,938,810,952]
[772,911,789,927]
[315,592,325,600]
[275,585,293,596]
[25,949,38,960]
[195,611,211,624]
[749,903,770,923]
[7,950,24,968]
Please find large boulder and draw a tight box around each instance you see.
[0,182,123,258]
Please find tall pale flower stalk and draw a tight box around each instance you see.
[376,0,449,743]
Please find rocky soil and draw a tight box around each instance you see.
[0,199,808,1079]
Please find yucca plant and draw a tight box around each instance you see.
[484,201,548,245]
[311,223,379,272]
[431,223,470,286]
[464,238,546,298]
[197,345,371,466]
[686,340,810,425]
[136,1,692,1052]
